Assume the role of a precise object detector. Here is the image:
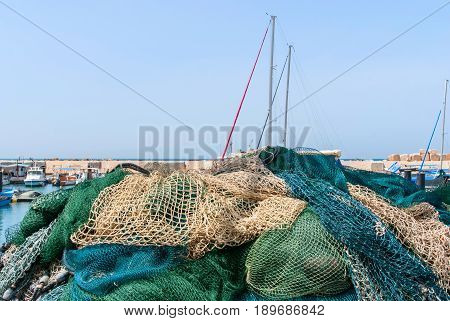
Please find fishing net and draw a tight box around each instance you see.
[210,153,272,175]
[71,171,303,258]
[440,210,450,226]
[245,207,351,299]
[39,284,68,301]
[405,202,440,219]
[60,245,249,301]
[259,147,448,300]
[31,188,74,215]
[63,244,184,296]
[18,261,69,301]
[342,166,449,208]
[3,146,449,302]
[0,222,54,296]
[344,248,383,300]
[242,288,358,301]
[8,189,73,246]
[38,169,128,264]
[347,184,450,291]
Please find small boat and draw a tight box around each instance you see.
[24,166,46,187]
[59,172,85,187]
[14,190,42,202]
[0,195,11,207]
[2,175,10,186]
[0,188,16,199]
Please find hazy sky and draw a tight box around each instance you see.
[1,1,449,159]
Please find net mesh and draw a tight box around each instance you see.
[38,169,128,264]
[9,189,73,246]
[3,146,449,301]
[71,171,304,258]
[245,207,351,299]
[39,284,68,301]
[347,184,450,291]
[63,244,184,296]
[242,288,358,301]
[259,147,448,300]
[60,244,249,301]
[342,166,449,209]
[0,222,54,296]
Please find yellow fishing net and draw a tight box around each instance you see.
[71,170,305,258]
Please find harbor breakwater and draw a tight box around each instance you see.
[1,158,449,175]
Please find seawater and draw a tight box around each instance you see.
[0,184,62,244]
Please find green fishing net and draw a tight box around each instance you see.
[39,169,127,264]
[10,189,73,245]
[246,207,351,299]
[7,169,127,264]
[242,288,358,301]
[60,244,249,301]
[259,147,448,300]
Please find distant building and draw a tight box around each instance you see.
[0,164,30,177]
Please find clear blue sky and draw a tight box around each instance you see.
[1,0,449,159]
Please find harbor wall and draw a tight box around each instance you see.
[2,158,449,176]
[341,160,450,172]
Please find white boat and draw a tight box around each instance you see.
[2,175,10,186]
[24,166,46,187]
[58,172,86,186]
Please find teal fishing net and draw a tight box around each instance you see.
[342,166,449,208]
[61,245,249,301]
[39,284,68,301]
[63,244,184,296]
[259,147,448,300]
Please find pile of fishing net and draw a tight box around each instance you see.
[0,146,449,301]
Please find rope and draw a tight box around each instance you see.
[221,20,271,160]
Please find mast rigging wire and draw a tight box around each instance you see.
[221,20,271,159]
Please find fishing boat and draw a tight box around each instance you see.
[0,188,16,199]
[14,190,42,202]
[59,172,86,187]
[2,174,10,186]
[0,195,11,207]
[24,166,46,187]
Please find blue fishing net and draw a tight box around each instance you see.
[63,244,185,298]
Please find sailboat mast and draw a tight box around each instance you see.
[283,45,292,147]
[440,79,448,171]
[266,15,276,147]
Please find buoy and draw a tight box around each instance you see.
[2,288,15,301]
[55,270,70,283]
[38,275,50,285]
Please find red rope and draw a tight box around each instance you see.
[221,22,271,160]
